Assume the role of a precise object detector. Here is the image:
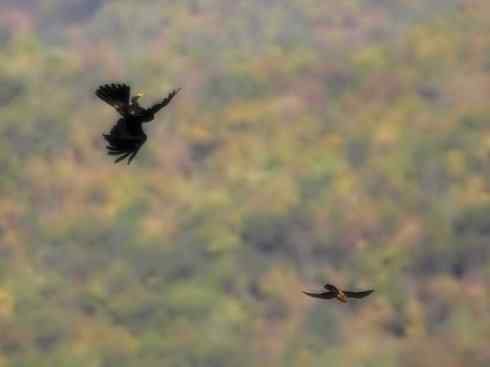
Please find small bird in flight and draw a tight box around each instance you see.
[303,283,374,303]
[96,83,180,164]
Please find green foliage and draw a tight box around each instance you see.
[0,0,489,366]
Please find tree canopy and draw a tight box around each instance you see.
[0,1,488,366]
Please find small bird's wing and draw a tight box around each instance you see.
[147,88,181,115]
[323,283,338,292]
[96,83,131,116]
[103,118,147,164]
[343,289,374,299]
[303,291,336,299]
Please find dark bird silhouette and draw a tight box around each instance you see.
[96,83,180,164]
[303,283,374,303]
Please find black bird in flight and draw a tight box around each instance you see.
[96,83,180,164]
[303,283,374,303]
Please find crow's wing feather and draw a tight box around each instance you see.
[147,88,180,115]
[96,83,131,116]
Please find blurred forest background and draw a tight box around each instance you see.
[0,0,489,366]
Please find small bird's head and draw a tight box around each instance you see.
[336,291,348,303]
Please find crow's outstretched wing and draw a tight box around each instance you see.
[343,289,374,299]
[96,83,131,116]
[103,118,147,164]
[147,88,181,115]
[303,291,336,299]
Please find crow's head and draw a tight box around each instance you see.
[131,92,144,104]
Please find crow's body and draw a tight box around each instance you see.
[96,83,180,164]
[303,283,374,303]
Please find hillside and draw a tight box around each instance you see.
[0,1,488,367]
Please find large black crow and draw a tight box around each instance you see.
[96,83,180,164]
[303,283,374,303]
